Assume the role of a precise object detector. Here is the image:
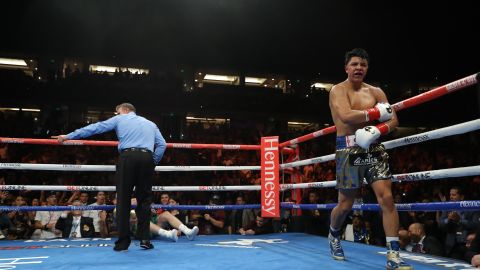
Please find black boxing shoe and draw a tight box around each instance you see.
[140,240,154,250]
[113,238,131,252]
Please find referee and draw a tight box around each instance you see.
[54,103,166,251]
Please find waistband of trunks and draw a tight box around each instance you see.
[336,135,357,150]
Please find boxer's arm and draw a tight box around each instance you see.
[329,86,368,124]
[357,89,398,142]
[329,86,392,124]
[355,126,381,149]
[373,87,399,134]
[355,121,396,149]
[356,88,399,149]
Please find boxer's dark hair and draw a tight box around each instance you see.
[345,48,369,65]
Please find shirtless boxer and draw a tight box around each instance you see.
[327,48,412,270]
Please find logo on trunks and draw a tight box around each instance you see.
[403,134,429,144]
[352,153,379,166]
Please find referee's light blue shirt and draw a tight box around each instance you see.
[66,112,167,164]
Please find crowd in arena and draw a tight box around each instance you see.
[1,108,479,265]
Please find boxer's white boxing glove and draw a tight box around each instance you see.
[365,103,393,122]
[355,126,381,149]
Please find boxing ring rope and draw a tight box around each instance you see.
[1,119,478,172]
[0,138,255,150]
[0,164,261,172]
[1,165,478,192]
[0,138,294,154]
[282,118,480,168]
[1,201,480,212]
[279,72,479,148]
[281,201,480,212]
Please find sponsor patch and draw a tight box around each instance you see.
[349,152,381,166]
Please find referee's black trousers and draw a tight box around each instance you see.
[116,150,154,242]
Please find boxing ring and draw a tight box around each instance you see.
[0,233,475,270]
[0,73,479,270]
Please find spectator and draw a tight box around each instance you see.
[67,191,89,205]
[55,200,95,238]
[194,194,225,235]
[0,191,13,239]
[301,191,328,236]
[83,191,107,236]
[437,187,480,259]
[7,196,32,239]
[466,227,480,265]
[351,215,370,244]
[227,195,255,234]
[32,194,62,239]
[239,215,273,235]
[408,222,444,256]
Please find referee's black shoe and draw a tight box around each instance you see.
[140,240,154,250]
[113,238,130,252]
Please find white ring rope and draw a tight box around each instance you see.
[282,119,480,169]
[295,165,480,189]
[1,165,478,192]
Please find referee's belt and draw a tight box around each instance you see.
[121,147,152,153]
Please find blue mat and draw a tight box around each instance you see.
[0,233,475,270]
